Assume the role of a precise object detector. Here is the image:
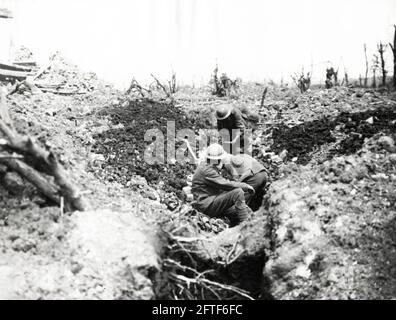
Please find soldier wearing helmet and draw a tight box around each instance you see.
[223,153,269,210]
[215,104,247,154]
[191,143,255,224]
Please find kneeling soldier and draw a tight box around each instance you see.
[224,153,268,210]
[191,143,254,224]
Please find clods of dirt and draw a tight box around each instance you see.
[270,107,396,165]
[91,100,198,198]
[264,134,396,299]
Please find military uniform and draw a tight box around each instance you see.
[217,107,247,154]
[192,162,252,220]
[224,154,268,210]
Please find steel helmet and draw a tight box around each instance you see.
[230,154,244,167]
[215,104,232,120]
[206,143,226,160]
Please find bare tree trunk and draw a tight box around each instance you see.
[168,72,177,94]
[364,44,369,87]
[213,64,222,96]
[372,69,377,88]
[344,72,349,86]
[1,157,60,204]
[378,42,387,87]
[151,74,171,98]
[390,25,396,89]
[260,87,268,109]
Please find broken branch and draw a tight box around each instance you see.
[170,273,254,300]
[260,87,268,108]
[0,90,88,211]
[151,74,171,97]
[0,152,23,160]
[0,157,60,204]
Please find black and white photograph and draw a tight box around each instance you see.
[0,0,396,303]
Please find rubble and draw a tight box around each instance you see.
[2,172,26,195]
[265,133,396,299]
[12,46,35,64]
[378,135,395,152]
[33,52,104,94]
[2,44,396,300]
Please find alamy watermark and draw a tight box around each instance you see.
[143,121,253,165]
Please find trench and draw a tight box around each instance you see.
[91,99,396,300]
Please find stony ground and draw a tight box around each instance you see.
[1,57,396,299]
[0,59,168,299]
[266,137,396,299]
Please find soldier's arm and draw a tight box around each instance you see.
[217,119,224,130]
[204,165,250,191]
[223,163,240,181]
[233,108,245,131]
[238,169,253,182]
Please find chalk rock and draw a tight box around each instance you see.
[67,210,161,299]
[0,164,7,175]
[182,186,194,202]
[279,149,288,161]
[2,172,26,195]
[378,136,395,152]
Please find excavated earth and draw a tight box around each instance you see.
[0,58,167,299]
[259,87,396,299]
[1,57,396,300]
[90,100,198,204]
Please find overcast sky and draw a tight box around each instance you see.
[1,0,396,88]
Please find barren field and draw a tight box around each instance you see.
[1,55,396,299]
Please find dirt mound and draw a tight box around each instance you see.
[67,209,161,299]
[264,134,396,299]
[270,106,396,165]
[1,66,165,299]
[332,108,396,155]
[271,117,336,164]
[91,100,198,201]
[0,206,161,299]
